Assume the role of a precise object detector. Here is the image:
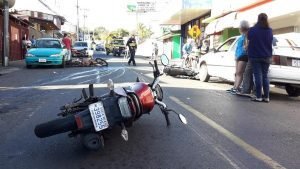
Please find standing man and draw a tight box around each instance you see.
[30,35,36,46]
[151,42,158,60]
[62,33,72,62]
[126,35,137,66]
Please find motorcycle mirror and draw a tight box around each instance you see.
[160,54,169,66]
[178,114,188,124]
[107,79,114,90]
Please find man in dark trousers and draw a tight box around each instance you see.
[126,35,137,66]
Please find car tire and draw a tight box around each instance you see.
[26,65,32,69]
[199,63,210,82]
[285,85,300,97]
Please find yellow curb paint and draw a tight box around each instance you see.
[169,96,286,169]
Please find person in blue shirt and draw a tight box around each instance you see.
[30,35,36,46]
[247,13,273,102]
[229,20,250,94]
[182,39,193,67]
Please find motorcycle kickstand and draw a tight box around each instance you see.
[161,108,171,126]
[120,123,129,141]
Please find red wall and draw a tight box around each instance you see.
[0,14,29,61]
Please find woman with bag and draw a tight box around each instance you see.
[228,20,250,94]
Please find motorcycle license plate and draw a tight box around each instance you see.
[88,102,109,131]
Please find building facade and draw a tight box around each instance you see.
[204,0,300,48]
[160,0,212,59]
[0,13,29,62]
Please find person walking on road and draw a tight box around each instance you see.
[126,35,137,66]
[151,42,158,60]
[228,20,250,94]
[247,13,273,102]
[62,33,72,62]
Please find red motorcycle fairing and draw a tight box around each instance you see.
[130,82,155,114]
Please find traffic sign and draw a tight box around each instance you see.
[188,25,201,39]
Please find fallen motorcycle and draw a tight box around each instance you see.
[69,50,108,67]
[34,55,187,151]
[162,54,198,78]
[70,57,108,67]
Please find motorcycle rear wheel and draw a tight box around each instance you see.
[34,116,77,138]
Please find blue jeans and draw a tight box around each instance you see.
[251,58,271,98]
[242,61,254,94]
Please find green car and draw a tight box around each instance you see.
[25,38,68,68]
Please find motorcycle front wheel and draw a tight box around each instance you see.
[95,58,108,66]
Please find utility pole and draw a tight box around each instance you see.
[82,9,88,41]
[2,0,9,67]
[76,0,79,40]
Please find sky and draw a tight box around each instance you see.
[13,0,176,32]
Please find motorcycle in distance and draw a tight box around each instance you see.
[34,55,188,151]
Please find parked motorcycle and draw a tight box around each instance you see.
[34,55,187,151]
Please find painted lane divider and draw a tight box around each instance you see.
[169,96,286,169]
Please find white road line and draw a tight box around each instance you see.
[169,96,286,169]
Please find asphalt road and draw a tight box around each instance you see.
[0,52,299,169]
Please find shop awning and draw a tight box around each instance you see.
[157,33,181,41]
[30,17,60,30]
[205,12,237,35]
[161,8,210,25]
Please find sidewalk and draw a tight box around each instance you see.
[0,60,25,76]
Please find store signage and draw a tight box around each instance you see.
[127,1,156,13]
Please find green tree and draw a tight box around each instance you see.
[93,26,109,40]
[137,23,153,42]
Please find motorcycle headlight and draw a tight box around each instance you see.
[26,53,35,57]
[50,54,62,57]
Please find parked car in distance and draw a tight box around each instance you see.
[25,38,67,68]
[105,38,126,56]
[96,44,106,55]
[198,36,300,97]
[72,41,94,57]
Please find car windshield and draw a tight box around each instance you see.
[113,40,124,45]
[35,40,61,48]
[74,42,88,47]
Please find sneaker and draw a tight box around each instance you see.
[230,89,238,95]
[251,97,263,102]
[263,98,270,103]
[226,88,233,93]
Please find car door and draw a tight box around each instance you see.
[208,38,236,80]
[221,38,238,81]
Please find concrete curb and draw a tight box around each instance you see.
[0,60,25,75]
